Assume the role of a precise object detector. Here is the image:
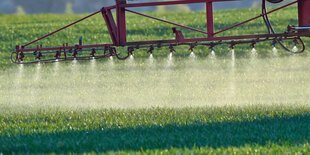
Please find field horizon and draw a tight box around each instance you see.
[1,5,310,154]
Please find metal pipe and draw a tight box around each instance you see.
[294,27,310,30]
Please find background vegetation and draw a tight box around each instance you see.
[0,5,306,68]
[0,0,286,14]
[0,5,310,154]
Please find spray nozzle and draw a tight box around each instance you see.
[250,41,256,48]
[19,52,24,61]
[188,44,196,52]
[208,42,216,50]
[128,47,134,55]
[54,51,61,59]
[79,36,83,45]
[293,39,299,46]
[271,39,278,47]
[72,49,78,58]
[169,45,176,53]
[229,42,236,49]
[36,52,43,60]
[90,49,96,57]
[148,45,154,54]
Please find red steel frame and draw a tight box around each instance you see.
[14,0,310,61]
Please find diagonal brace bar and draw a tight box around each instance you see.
[125,9,208,35]
[214,1,298,35]
[22,10,101,48]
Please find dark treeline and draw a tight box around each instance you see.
[0,0,114,14]
[0,0,262,14]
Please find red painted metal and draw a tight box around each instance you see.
[124,32,310,46]
[116,0,127,45]
[298,0,310,27]
[101,8,118,44]
[18,31,310,53]
[206,2,214,38]
[173,28,185,42]
[12,0,310,64]
[19,44,113,52]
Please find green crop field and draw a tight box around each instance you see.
[1,6,307,67]
[1,5,310,154]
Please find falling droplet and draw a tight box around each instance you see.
[34,63,41,89]
[209,50,216,59]
[168,52,173,61]
[36,63,41,69]
[272,47,278,56]
[229,49,236,104]
[127,54,135,66]
[53,60,59,76]
[189,52,196,58]
[292,46,298,52]
[108,56,114,67]
[166,52,173,67]
[231,49,235,61]
[73,59,77,64]
[231,49,236,68]
[148,54,154,65]
[90,58,96,71]
[149,54,154,62]
[19,64,24,75]
[251,48,258,57]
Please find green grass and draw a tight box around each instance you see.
[0,5,307,68]
[1,5,310,154]
[1,105,310,154]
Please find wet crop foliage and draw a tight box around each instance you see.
[1,106,310,154]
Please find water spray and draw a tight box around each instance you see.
[209,44,216,58]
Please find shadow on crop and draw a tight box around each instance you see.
[1,114,310,153]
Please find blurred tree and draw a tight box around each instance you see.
[166,4,191,12]
[156,4,191,12]
[0,0,294,14]
[156,0,191,12]
[16,5,25,15]
[71,0,115,13]
[11,0,68,14]
[156,6,166,13]
[65,2,74,14]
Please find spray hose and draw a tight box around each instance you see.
[109,47,131,60]
[262,0,305,53]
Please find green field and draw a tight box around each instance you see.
[1,5,310,154]
[0,6,307,67]
[1,106,310,154]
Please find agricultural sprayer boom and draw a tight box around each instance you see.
[11,0,310,64]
